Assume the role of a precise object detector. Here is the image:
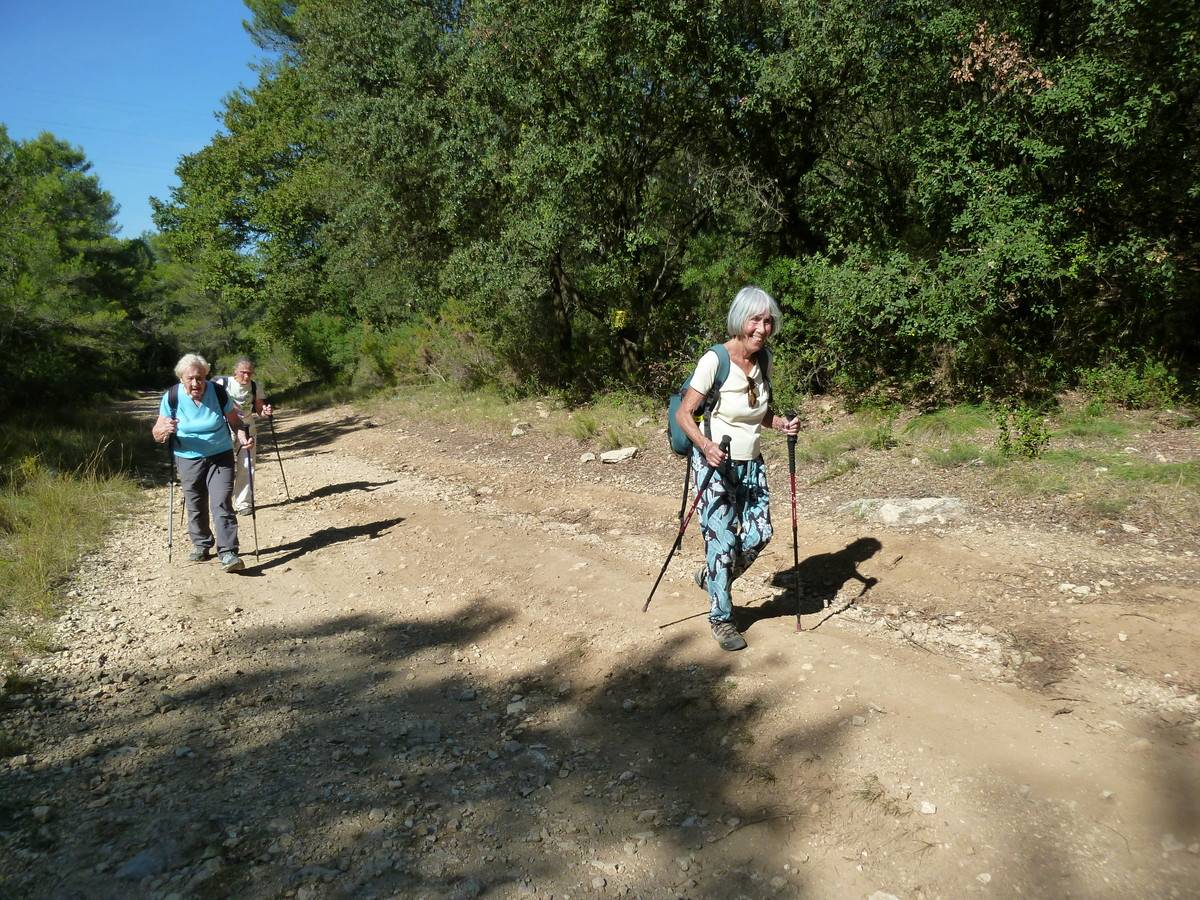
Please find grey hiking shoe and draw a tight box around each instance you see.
[693,566,708,591]
[187,548,211,562]
[711,620,747,651]
[219,551,245,573]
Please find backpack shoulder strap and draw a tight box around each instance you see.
[710,344,731,390]
[701,343,731,439]
[167,383,179,419]
[212,380,229,411]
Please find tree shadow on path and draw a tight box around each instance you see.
[266,413,377,454]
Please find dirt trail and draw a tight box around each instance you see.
[2,398,1198,899]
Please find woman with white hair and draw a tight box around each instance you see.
[673,286,799,650]
[151,353,254,572]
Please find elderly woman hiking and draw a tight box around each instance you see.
[674,286,799,650]
[214,356,273,516]
[151,353,253,572]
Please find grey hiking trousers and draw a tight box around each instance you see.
[176,450,239,554]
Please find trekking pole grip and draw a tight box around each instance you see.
[785,410,797,473]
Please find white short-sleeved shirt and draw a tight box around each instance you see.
[215,375,266,426]
[688,349,770,460]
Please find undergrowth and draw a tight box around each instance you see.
[1,412,142,673]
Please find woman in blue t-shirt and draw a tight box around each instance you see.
[151,353,254,572]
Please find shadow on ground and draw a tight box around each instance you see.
[738,537,883,632]
[244,518,407,574]
[0,600,859,898]
[253,480,398,513]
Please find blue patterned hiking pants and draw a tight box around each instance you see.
[691,448,772,623]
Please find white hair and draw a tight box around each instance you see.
[174,353,210,379]
[726,286,782,336]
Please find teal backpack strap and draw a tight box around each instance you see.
[701,344,731,440]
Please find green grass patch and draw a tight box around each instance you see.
[1,409,142,673]
[1,456,137,615]
[1110,460,1200,489]
[796,424,889,463]
[562,412,601,442]
[1053,410,1133,440]
[903,404,991,439]
[1008,469,1073,495]
[809,454,859,485]
[598,425,643,452]
[0,409,147,484]
[924,442,988,468]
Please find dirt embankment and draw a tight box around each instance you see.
[1,397,1198,899]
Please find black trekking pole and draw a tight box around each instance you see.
[267,414,290,501]
[643,436,730,613]
[166,427,177,562]
[243,439,260,563]
[785,411,801,632]
[676,453,692,521]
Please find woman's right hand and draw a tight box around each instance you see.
[155,418,177,443]
[703,439,727,469]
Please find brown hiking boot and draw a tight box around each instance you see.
[711,620,747,651]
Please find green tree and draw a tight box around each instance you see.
[0,127,154,410]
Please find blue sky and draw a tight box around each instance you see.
[1,0,264,237]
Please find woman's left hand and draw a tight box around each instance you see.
[777,414,800,436]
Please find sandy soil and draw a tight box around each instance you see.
[2,396,1198,899]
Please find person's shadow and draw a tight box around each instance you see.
[737,537,882,632]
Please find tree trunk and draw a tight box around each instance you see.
[548,251,575,373]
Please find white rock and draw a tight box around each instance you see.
[635,416,651,427]
[511,426,527,437]
[1118,632,1128,642]
[1120,522,1141,534]
[977,873,992,884]
[579,453,596,463]
[917,800,937,815]
[1161,833,1185,853]
[838,497,964,526]
[600,447,638,463]
[868,893,902,900]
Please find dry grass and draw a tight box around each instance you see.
[1,428,140,673]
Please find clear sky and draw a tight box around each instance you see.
[1,0,264,237]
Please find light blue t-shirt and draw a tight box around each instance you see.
[159,382,235,459]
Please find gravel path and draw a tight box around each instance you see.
[2,397,1198,899]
